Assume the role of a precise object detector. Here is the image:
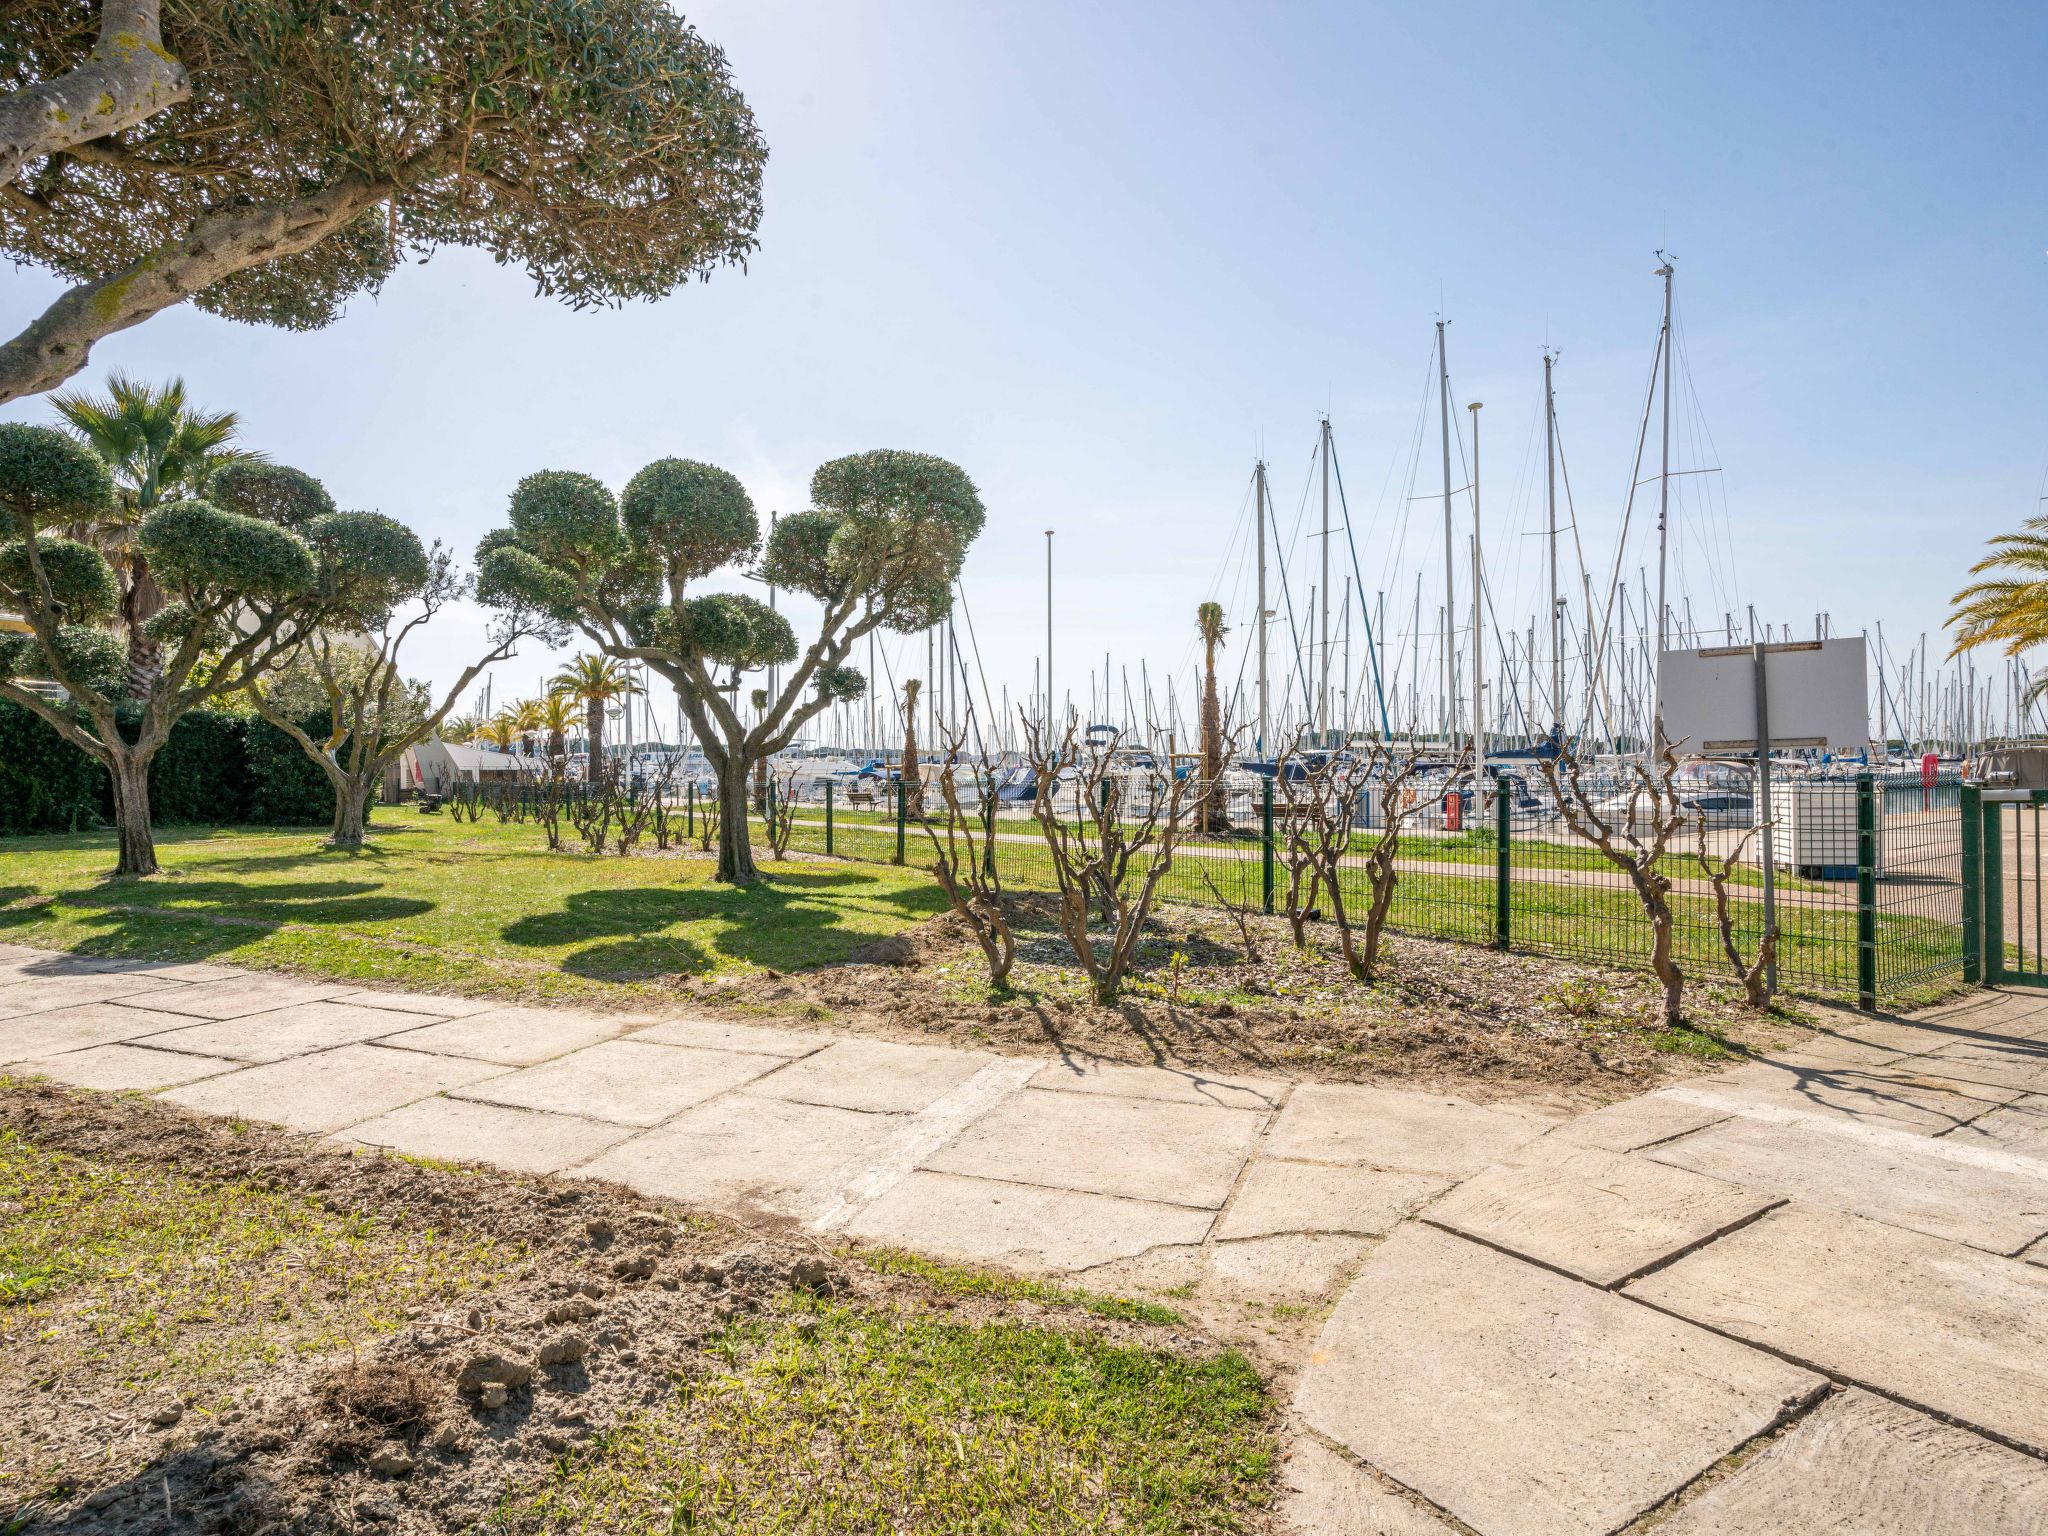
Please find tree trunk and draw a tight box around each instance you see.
[330,776,373,851]
[586,700,604,781]
[109,752,158,878]
[121,556,165,702]
[1648,908,1683,1027]
[1201,642,1227,831]
[715,759,758,883]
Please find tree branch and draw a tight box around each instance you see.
[0,0,191,186]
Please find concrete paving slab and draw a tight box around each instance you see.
[116,961,246,984]
[844,1169,1215,1271]
[1027,1058,1287,1111]
[1673,1061,2019,1135]
[631,1015,832,1057]
[451,1038,782,1126]
[1216,1160,1448,1240]
[923,1088,1265,1208]
[1296,1223,1822,1536]
[1919,1040,2048,1095]
[0,972,178,1018]
[378,1006,639,1066]
[16,1043,237,1092]
[160,1044,506,1135]
[571,1093,905,1223]
[1209,1234,1373,1300]
[324,989,497,1018]
[1265,1084,1555,1175]
[337,1097,638,1174]
[1629,1203,2048,1456]
[1649,1112,2048,1255]
[1654,1389,2048,1536]
[1940,1096,2048,1160]
[1542,1093,1732,1153]
[1279,1438,1460,1536]
[745,1037,995,1113]
[1427,1142,1778,1287]
[136,1000,432,1063]
[127,974,347,1020]
[0,1001,211,1063]
[0,948,147,980]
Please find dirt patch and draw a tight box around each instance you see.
[0,1081,1274,1534]
[695,897,1816,1107]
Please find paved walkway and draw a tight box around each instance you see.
[3,942,2046,1532]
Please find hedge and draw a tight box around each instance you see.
[0,699,334,836]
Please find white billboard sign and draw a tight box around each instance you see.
[1657,639,1868,753]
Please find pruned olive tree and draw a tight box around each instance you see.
[0,423,371,875]
[0,0,765,404]
[246,523,538,850]
[476,451,984,883]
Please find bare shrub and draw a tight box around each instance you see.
[1695,812,1777,1008]
[765,765,801,859]
[920,738,1016,987]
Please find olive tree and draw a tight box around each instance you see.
[477,451,985,883]
[246,525,537,850]
[0,423,372,875]
[0,0,765,403]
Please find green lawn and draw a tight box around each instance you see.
[0,817,947,1006]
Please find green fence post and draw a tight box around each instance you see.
[983,783,997,880]
[894,779,907,865]
[1261,777,1276,915]
[1494,787,1512,950]
[1984,797,2005,984]
[1856,774,1878,1010]
[1961,783,1982,986]
[686,781,695,839]
[825,780,835,857]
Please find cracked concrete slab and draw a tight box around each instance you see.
[1919,1040,2048,1096]
[1216,1160,1448,1240]
[324,989,497,1018]
[1280,1438,1460,1535]
[1540,1092,1731,1153]
[0,946,140,979]
[0,972,178,1019]
[1209,1234,1373,1300]
[1653,1388,2048,1535]
[1941,1096,2048,1159]
[378,1006,640,1066]
[1427,1142,1778,1287]
[451,1038,783,1126]
[745,1037,996,1113]
[923,1088,1265,1208]
[1,1001,211,1063]
[1629,1203,2048,1455]
[570,1093,906,1223]
[1296,1223,1821,1536]
[17,1042,236,1092]
[1027,1058,1287,1111]
[338,1096,637,1174]
[159,1044,506,1135]
[1265,1084,1555,1175]
[136,1000,435,1064]
[843,1169,1214,1270]
[123,974,347,1019]
[631,1016,832,1057]
[1671,1062,2019,1135]
[1648,1111,2048,1255]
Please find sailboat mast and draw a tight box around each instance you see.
[1469,400,1486,781]
[1437,319,1456,752]
[1653,256,1675,757]
[1545,349,1562,738]
[1256,459,1271,755]
[1319,415,1332,743]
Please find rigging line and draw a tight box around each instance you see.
[952,579,1002,744]
[1326,432,1392,736]
[1585,305,1668,722]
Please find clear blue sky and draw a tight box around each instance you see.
[6,1,2045,738]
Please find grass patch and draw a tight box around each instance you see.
[857,1246,1183,1326]
[511,1301,1271,1534]
[0,1124,504,1386]
[1645,1021,1741,1061]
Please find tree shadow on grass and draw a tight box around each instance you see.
[502,871,938,980]
[33,879,436,964]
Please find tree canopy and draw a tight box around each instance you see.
[0,0,766,401]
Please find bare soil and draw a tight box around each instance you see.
[0,1081,1266,1535]
[693,895,1820,1108]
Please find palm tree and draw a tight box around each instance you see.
[900,678,923,816]
[1951,516,2048,703]
[536,693,576,765]
[509,697,547,755]
[477,714,519,751]
[48,373,265,698]
[1196,602,1231,831]
[550,655,640,779]
[440,714,480,744]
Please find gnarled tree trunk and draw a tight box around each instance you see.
[715,759,758,883]
[108,752,157,878]
[330,775,374,852]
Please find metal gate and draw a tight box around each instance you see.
[1972,787,2048,988]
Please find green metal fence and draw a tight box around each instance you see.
[767,767,1973,1011]
[1971,786,2048,990]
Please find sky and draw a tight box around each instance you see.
[6,0,2047,745]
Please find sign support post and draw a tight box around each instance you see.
[1752,641,1778,999]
